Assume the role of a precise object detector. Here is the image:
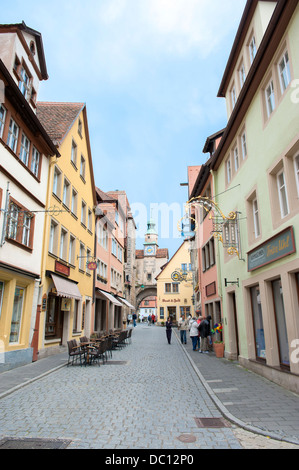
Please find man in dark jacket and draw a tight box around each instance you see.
[198,315,211,353]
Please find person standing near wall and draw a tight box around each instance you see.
[178,314,188,344]
[166,317,172,344]
[189,317,199,351]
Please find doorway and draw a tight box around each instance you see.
[167,306,177,324]
[227,291,240,358]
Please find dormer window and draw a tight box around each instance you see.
[19,64,31,99]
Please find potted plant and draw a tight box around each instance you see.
[211,323,225,358]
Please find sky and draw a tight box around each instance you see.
[2,0,247,258]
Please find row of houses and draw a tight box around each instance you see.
[0,22,136,371]
[184,0,299,393]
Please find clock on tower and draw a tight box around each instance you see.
[145,245,156,256]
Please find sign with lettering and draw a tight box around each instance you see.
[248,227,296,272]
[55,260,70,277]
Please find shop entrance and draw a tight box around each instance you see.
[167,306,177,324]
[45,294,64,344]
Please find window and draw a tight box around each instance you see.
[272,279,289,366]
[7,118,19,152]
[53,166,62,198]
[71,139,77,166]
[73,300,80,333]
[0,104,6,138]
[81,200,86,226]
[22,213,32,246]
[79,243,85,271]
[165,283,171,293]
[9,286,25,343]
[294,154,299,197]
[7,203,19,240]
[71,188,78,216]
[234,145,239,172]
[277,169,289,218]
[226,158,232,184]
[112,238,117,256]
[20,133,30,165]
[250,286,266,360]
[202,238,215,271]
[80,155,86,180]
[63,178,70,208]
[230,85,236,109]
[172,283,179,293]
[19,65,31,99]
[265,79,275,118]
[31,147,40,177]
[160,307,164,319]
[49,219,58,255]
[69,234,76,265]
[249,35,257,64]
[278,50,291,94]
[7,201,33,248]
[241,132,247,160]
[88,208,92,232]
[59,227,68,260]
[252,198,261,238]
[239,62,246,88]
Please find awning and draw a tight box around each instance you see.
[97,289,122,306]
[116,296,135,310]
[51,274,82,300]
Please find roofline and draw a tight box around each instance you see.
[0,59,60,157]
[211,0,295,172]
[0,21,48,80]
[156,240,187,279]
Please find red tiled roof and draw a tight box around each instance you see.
[96,187,117,202]
[136,250,144,259]
[36,102,85,145]
[156,248,169,258]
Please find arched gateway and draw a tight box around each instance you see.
[135,218,169,316]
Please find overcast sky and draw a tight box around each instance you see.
[2,0,246,257]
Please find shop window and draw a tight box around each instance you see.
[9,286,25,343]
[272,279,290,367]
[250,286,266,360]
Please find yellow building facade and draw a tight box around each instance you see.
[156,241,194,325]
[36,102,96,357]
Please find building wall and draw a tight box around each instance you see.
[156,241,193,324]
[39,107,95,356]
[213,2,299,391]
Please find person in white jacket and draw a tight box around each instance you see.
[189,317,200,351]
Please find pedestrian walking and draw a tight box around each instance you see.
[147,314,151,326]
[132,312,137,327]
[166,317,172,344]
[198,315,211,353]
[151,313,155,325]
[178,314,188,344]
[189,317,200,350]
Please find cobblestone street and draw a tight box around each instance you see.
[1,325,299,451]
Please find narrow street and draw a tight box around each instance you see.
[0,325,298,451]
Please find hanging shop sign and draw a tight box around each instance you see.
[87,261,97,271]
[248,226,296,272]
